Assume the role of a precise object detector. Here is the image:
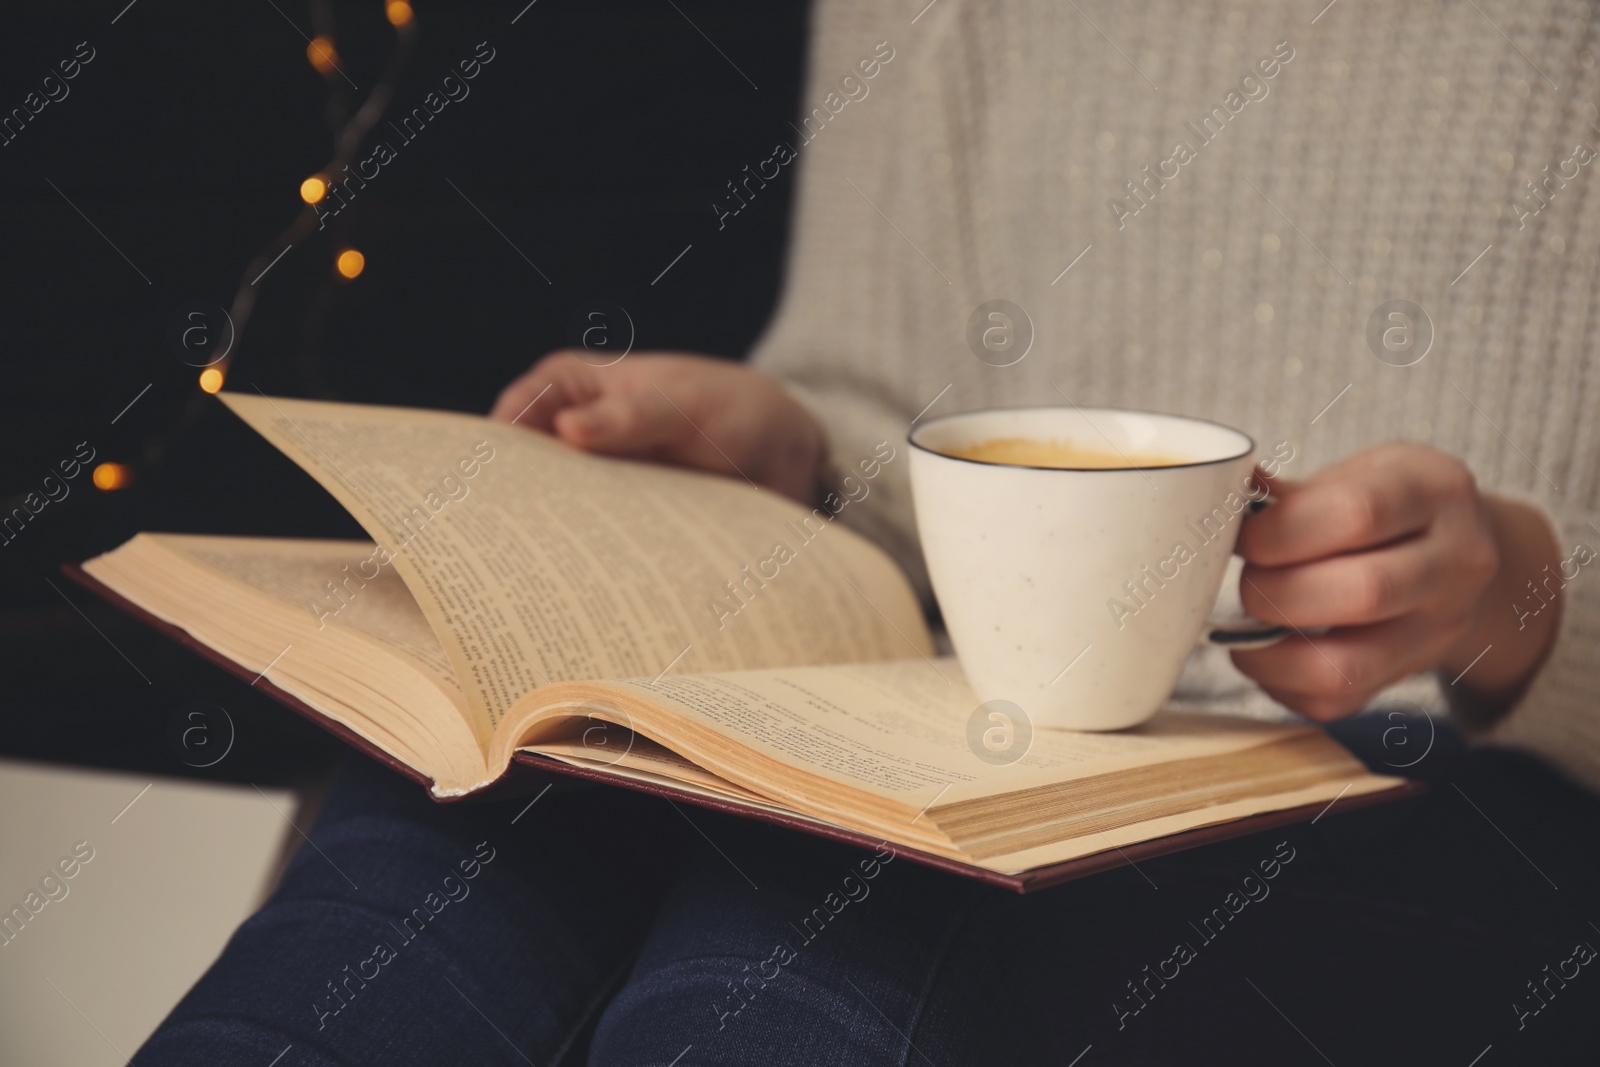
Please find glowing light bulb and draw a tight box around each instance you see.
[386,1,414,27]
[336,249,366,279]
[307,36,339,74]
[199,367,226,393]
[300,175,327,204]
[92,463,131,491]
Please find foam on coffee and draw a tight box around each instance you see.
[942,436,1191,470]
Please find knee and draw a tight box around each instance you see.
[589,950,914,1066]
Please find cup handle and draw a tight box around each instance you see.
[1204,617,1291,649]
[1203,495,1292,650]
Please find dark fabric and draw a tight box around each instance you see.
[137,712,1600,1066]
[135,760,693,1066]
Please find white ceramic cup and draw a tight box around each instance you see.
[909,406,1284,732]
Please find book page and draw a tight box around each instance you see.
[533,731,774,803]
[84,532,493,788]
[150,534,463,702]
[596,659,1324,809]
[219,393,930,733]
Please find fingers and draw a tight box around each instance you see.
[1239,535,1442,628]
[488,351,599,432]
[490,351,702,458]
[1229,444,1499,721]
[1237,448,1439,566]
[552,386,693,457]
[1230,613,1462,721]
[490,350,824,499]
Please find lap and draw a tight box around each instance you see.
[595,718,1600,1066]
[589,812,986,1065]
[136,715,1600,1066]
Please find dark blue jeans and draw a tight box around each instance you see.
[137,714,1600,1065]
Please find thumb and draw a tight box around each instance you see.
[552,386,691,457]
[1247,464,1300,505]
[1237,466,1304,560]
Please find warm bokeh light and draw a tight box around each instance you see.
[306,36,339,74]
[198,367,226,394]
[92,463,131,491]
[300,175,327,204]
[386,1,414,27]
[336,249,366,279]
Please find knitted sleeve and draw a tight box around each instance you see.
[1485,499,1600,790]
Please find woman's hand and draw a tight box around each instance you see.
[1231,442,1564,722]
[489,350,825,505]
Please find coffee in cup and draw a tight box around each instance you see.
[940,436,1192,470]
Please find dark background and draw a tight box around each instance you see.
[0,0,809,780]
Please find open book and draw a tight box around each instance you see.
[74,394,1409,891]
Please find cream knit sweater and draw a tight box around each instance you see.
[751,0,1600,788]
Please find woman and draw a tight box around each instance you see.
[140,1,1600,1062]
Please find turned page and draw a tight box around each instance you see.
[581,659,1365,812]
[125,533,467,706]
[220,393,929,734]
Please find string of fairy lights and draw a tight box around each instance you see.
[90,2,418,495]
[200,0,418,396]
